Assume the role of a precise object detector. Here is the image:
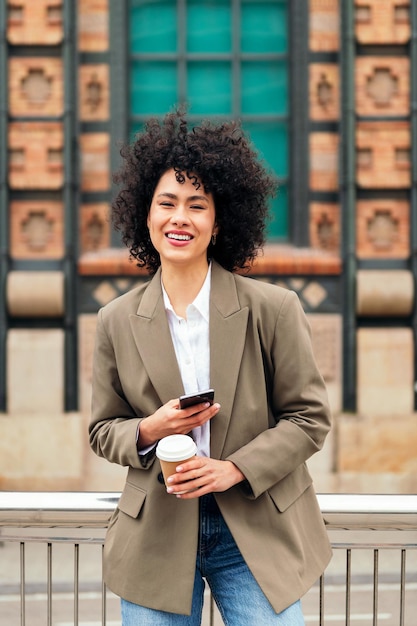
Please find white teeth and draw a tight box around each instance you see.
[167,233,192,241]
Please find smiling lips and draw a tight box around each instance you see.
[166,232,193,242]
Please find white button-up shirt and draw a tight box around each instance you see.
[162,264,211,457]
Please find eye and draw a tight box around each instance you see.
[190,204,205,210]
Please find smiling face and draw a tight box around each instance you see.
[147,169,218,272]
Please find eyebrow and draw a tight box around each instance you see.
[156,192,209,203]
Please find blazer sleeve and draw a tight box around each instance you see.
[226,289,332,499]
[88,308,153,470]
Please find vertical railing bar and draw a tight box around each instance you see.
[19,542,26,626]
[102,544,106,626]
[102,581,107,626]
[319,574,325,626]
[47,543,53,626]
[74,543,79,626]
[210,593,214,626]
[346,549,351,626]
[399,549,406,626]
[373,549,379,626]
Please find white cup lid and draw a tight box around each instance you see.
[156,435,197,462]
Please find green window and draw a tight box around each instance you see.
[129,0,289,239]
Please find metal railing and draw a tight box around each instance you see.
[0,493,416,626]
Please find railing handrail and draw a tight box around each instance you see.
[0,492,416,531]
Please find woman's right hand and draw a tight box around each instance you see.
[138,399,221,448]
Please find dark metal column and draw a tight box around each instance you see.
[340,0,357,411]
[290,0,309,247]
[63,0,79,411]
[411,0,417,409]
[109,0,128,246]
[0,0,9,411]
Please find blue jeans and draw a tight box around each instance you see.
[121,494,305,626]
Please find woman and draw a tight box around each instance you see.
[89,110,332,625]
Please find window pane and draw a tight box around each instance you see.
[241,1,287,53]
[187,62,232,114]
[268,184,288,239]
[241,61,287,115]
[131,61,177,114]
[130,0,177,53]
[128,1,290,239]
[130,122,143,141]
[245,121,288,178]
[187,0,231,53]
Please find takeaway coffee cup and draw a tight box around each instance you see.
[156,435,197,493]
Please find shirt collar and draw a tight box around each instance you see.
[162,263,211,322]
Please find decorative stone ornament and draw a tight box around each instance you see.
[10,201,64,260]
[7,0,63,45]
[356,122,410,188]
[355,0,411,44]
[356,57,410,116]
[9,58,63,117]
[8,123,64,189]
[356,199,409,259]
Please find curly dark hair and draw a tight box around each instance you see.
[112,109,278,274]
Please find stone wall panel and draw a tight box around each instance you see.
[9,122,64,189]
[79,64,110,121]
[355,0,411,44]
[0,413,85,490]
[7,0,63,45]
[9,57,64,118]
[356,270,413,316]
[357,328,414,416]
[7,329,64,414]
[356,199,409,259]
[338,413,417,474]
[309,0,340,51]
[80,203,110,253]
[310,133,339,191]
[7,271,65,317]
[10,200,64,260]
[78,0,109,51]
[310,63,340,121]
[356,121,410,189]
[80,133,110,192]
[355,57,410,117]
[309,203,340,252]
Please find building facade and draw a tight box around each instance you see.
[0,0,416,492]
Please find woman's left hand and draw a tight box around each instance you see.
[166,457,245,499]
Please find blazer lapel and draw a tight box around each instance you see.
[127,263,249,459]
[129,270,184,404]
[209,263,249,459]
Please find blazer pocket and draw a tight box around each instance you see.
[117,481,147,518]
[268,464,313,513]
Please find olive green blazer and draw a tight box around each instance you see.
[89,261,332,615]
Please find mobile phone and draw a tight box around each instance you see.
[179,389,215,409]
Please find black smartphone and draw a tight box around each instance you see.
[179,389,215,409]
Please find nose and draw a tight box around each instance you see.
[171,205,189,226]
